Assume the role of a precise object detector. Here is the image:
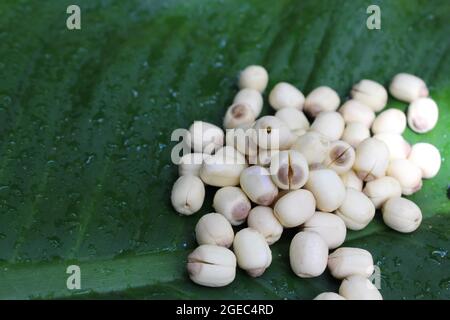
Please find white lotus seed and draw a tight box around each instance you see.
[339,170,363,191]
[200,146,247,187]
[223,102,256,129]
[328,247,374,279]
[195,213,234,247]
[247,206,283,245]
[351,79,388,112]
[323,140,355,174]
[304,86,341,117]
[270,150,309,190]
[373,133,411,160]
[339,100,375,128]
[387,159,422,195]
[240,165,279,206]
[290,131,330,166]
[252,116,295,150]
[389,73,428,102]
[408,143,441,179]
[188,121,224,154]
[372,108,407,135]
[335,188,375,231]
[303,212,347,249]
[305,169,346,212]
[213,186,251,226]
[238,65,269,93]
[290,231,329,278]
[178,153,206,176]
[233,228,272,277]
[233,88,264,117]
[225,127,258,157]
[382,197,422,233]
[275,108,310,134]
[187,245,236,287]
[314,292,346,300]
[363,176,402,209]
[269,82,305,110]
[310,111,345,141]
[339,275,383,300]
[353,138,390,181]
[341,122,371,148]
[273,189,316,228]
[171,175,205,215]
[407,97,439,133]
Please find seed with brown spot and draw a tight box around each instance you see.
[270,150,309,190]
[223,103,255,129]
[240,166,279,206]
[213,186,251,225]
[324,140,355,174]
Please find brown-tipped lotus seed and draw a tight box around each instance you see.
[340,170,363,191]
[311,111,345,141]
[270,150,309,190]
[408,143,441,179]
[363,176,402,209]
[240,166,279,206]
[389,73,428,102]
[238,65,269,93]
[269,82,305,110]
[371,108,407,135]
[324,140,355,174]
[195,213,234,247]
[233,88,264,117]
[339,100,375,128]
[290,231,329,278]
[339,275,383,300]
[171,175,205,215]
[382,197,422,233]
[303,212,347,249]
[223,103,256,129]
[247,206,283,245]
[275,108,310,134]
[213,186,251,226]
[291,131,330,166]
[341,122,371,148]
[373,133,411,160]
[200,146,247,187]
[187,245,236,287]
[273,189,316,228]
[178,153,206,176]
[252,116,295,150]
[335,188,375,231]
[305,169,346,212]
[407,97,439,133]
[314,292,346,300]
[328,247,374,279]
[387,159,422,195]
[353,138,390,182]
[188,121,224,154]
[233,228,272,277]
[351,79,388,112]
[304,86,341,117]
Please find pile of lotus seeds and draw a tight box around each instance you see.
[171,65,441,300]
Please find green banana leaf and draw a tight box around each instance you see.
[0,0,449,299]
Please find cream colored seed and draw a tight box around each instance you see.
[323,140,355,174]
[233,88,264,118]
[252,116,295,150]
[371,108,407,135]
[304,169,346,212]
[273,189,316,228]
[382,197,422,233]
[195,213,234,247]
[225,127,258,157]
[328,247,374,279]
[171,175,205,215]
[310,111,345,141]
[339,100,375,128]
[353,138,390,181]
[335,188,375,231]
[178,153,206,176]
[290,131,330,166]
[289,231,329,278]
[233,228,272,277]
[223,103,256,129]
[238,65,269,93]
[303,212,347,249]
[213,186,251,226]
[269,82,305,110]
[187,245,236,287]
[240,165,279,206]
[304,86,341,117]
[387,159,422,196]
[275,108,310,134]
[314,292,346,300]
[188,121,224,154]
[373,133,411,160]
[341,122,371,148]
[247,206,283,245]
[339,275,383,300]
[200,146,247,187]
[407,97,439,133]
[270,150,309,190]
[350,79,388,112]
[340,170,363,191]
[408,143,441,179]
[389,73,428,102]
[363,176,402,209]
